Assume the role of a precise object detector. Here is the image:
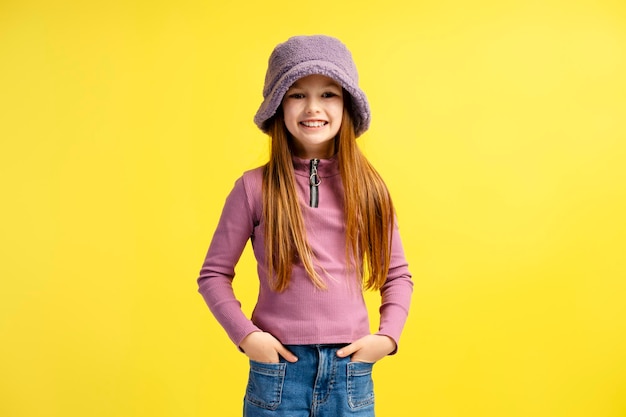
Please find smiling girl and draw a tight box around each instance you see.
[197,35,413,417]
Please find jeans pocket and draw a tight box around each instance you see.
[245,360,287,411]
[347,361,375,410]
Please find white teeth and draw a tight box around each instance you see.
[301,121,326,127]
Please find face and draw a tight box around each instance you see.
[282,74,344,159]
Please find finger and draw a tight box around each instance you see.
[276,345,298,363]
[336,342,359,358]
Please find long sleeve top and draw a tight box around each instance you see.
[197,155,413,350]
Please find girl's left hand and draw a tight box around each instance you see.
[336,334,396,363]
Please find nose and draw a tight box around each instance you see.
[305,97,321,113]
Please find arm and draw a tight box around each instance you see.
[197,177,261,347]
[337,226,413,361]
[197,175,298,363]
[375,226,414,352]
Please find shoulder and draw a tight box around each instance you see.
[240,166,264,198]
[241,165,264,186]
[238,165,265,221]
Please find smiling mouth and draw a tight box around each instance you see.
[300,120,328,128]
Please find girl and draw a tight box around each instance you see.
[197,35,413,417]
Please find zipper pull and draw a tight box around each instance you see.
[309,158,320,208]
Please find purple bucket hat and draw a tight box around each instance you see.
[254,35,371,137]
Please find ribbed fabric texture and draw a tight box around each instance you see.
[197,156,413,350]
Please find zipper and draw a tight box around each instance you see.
[309,158,321,208]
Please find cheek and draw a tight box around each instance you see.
[332,103,344,121]
[281,106,295,127]
[283,103,301,122]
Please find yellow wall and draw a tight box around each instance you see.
[1,0,625,416]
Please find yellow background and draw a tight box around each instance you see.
[1,0,625,416]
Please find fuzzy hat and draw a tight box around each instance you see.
[254,35,371,137]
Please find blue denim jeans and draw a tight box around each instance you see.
[243,344,376,417]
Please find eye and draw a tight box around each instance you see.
[321,92,339,98]
[287,92,305,99]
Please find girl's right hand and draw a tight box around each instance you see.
[239,331,298,364]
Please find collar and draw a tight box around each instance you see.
[291,154,340,178]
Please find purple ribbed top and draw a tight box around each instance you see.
[197,156,413,350]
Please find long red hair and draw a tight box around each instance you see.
[262,103,394,292]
